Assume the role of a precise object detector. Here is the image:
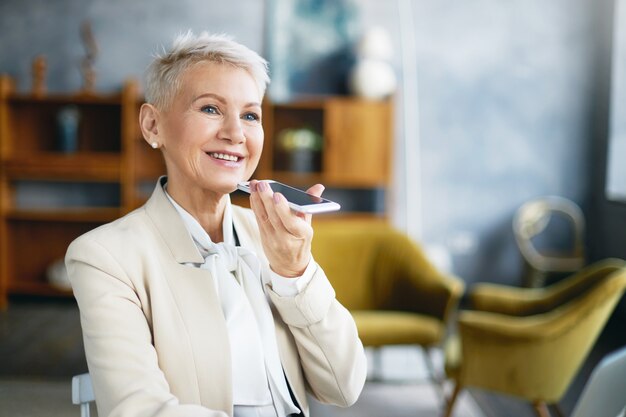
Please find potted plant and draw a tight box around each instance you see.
[276,127,323,173]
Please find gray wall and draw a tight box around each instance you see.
[409,0,601,284]
[0,0,619,286]
[0,0,265,92]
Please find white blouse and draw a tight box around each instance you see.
[165,190,314,416]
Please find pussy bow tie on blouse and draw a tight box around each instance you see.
[200,242,299,415]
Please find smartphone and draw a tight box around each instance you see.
[237,180,341,214]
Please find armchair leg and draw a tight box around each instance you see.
[549,403,566,417]
[533,401,552,417]
[423,347,446,404]
[369,347,383,381]
[443,381,462,417]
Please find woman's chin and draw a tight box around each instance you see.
[192,173,240,194]
[209,180,240,195]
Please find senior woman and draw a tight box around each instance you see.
[65,31,366,417]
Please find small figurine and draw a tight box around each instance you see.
[80,20,98,93]
[31,55,47,96]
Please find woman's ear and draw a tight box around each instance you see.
[139,103,161,148]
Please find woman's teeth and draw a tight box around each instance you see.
[210,152,239,162]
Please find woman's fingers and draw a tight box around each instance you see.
[251,181,289,234]
[306,183,325,198]
[249,181,272,229]
[272,192,306,238]
[301,183,325,223]
[248,181,322,277]
[252,182,326,231]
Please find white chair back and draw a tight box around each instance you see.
[72,373,95,417]
[570,346,626,417]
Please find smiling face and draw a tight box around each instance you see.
[148,61,264,197]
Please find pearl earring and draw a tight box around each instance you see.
[151,142,159,149]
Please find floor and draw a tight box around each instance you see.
[0,296,625,417]
[0,375,485,417]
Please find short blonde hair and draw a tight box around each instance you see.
[144,31,270,110]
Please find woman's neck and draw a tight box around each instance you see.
[166,179,227,243]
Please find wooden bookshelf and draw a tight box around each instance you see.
[0,76,393,307]
[0,76,165,308]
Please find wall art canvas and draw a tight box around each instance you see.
[265,0,361,102]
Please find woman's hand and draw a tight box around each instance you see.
[249,180,324,277]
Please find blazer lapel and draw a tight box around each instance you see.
[144,178,233,413]
[144,177,204,264]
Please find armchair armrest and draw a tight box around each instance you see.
[458,308,569,342]
[470,258,626,316]
[426,273,465,323]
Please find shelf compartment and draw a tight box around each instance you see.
[4,152,121,180]
[5,207,121,222]
[5,99,122,155]
[4,218,105,295]
[8,93,122,106]
[8,281,73,297]
[9,180,121,212]
[271,107,324,173]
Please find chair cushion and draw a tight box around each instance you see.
[351,310,442,347]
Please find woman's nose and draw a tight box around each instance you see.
[218,115,246,144]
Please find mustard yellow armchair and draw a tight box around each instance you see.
[444,258,626,417]
[311,219,465,381]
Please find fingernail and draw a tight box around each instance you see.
[273,193,281,204]
[259,181,267,192]
[250,182,257,192]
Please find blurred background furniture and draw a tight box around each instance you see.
[569,345,626,417]
[311,219,465,385]
[444,259,626,417]
[513,196,586,288]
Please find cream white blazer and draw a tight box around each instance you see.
[65,179,366,417]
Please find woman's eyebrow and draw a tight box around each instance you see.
[192,93,260,109]
[192,93,226,104]
[243,101,262,109]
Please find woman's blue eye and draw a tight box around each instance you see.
[201,105,218,114]
[243,112,259,122]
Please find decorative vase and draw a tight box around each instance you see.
[348,58,397,100]
[348,26,397,100]
[57,106,80,153]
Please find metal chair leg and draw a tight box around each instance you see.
[533,401,552,417]
[423,347,446,404]
[80,403,90,417]
[550,403,566,417]
[443,381,462,417]
[369,346,383,381]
